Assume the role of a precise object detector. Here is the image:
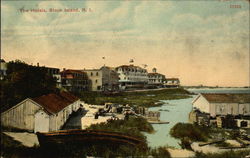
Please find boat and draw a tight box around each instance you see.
[36,129,146,148]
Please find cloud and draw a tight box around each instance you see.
[1,1,249,86]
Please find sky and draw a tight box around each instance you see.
[1,0,249,87]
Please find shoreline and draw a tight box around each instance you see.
[191,141,250,154]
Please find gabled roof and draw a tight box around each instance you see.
[32,92,79,114]
[200,93,250,104]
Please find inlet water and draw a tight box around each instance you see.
[145,88,250,148]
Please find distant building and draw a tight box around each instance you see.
[83,68,102,91]
[0,59,7,80]
[115,65,148,90]
[83,66,119,91]
[61,69,89,93]
[36,63,62,88]
[148,68,166,87]
[192,93,250,117]
[164,78,180,87]
[1,91,81,132]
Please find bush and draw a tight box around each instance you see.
[1,60,58,112]
[194,150,250,158]
[170,123,210,142]
[179,137,192,150]
[87,116,154,140]
[149,146,171,158]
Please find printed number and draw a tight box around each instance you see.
[230,5,242,8]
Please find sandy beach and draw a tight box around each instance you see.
[167,148,195,158]
[81,104,112,129]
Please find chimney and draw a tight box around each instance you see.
[37,63,39,67]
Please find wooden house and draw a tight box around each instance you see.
[1,91,81,133]
[192,93,250,118]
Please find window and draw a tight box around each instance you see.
[91,72,93,76]
[95,79,98,83]
[96,72,99,76]
[216,105,225,114]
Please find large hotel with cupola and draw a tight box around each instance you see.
[115,65,148,90]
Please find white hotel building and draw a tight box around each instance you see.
[115,65,148,90]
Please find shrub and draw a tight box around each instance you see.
[87,116,154,140]
[194,150,250,158]
[179,137,192,150]
[170,123,210,142]
[150,146,171,158]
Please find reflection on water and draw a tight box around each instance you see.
[145,96,195,148]
[145,88,250,148]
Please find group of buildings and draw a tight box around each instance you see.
[0,59,181,133]
[0,60,180,93]
[190,93,250,129]
[1,59,250,133]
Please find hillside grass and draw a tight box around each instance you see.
[87,116,154,141]
[80,88,191,107]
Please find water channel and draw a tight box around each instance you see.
[145,88,250,148]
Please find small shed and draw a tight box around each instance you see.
[1,91,81,133]
[192,93,250,117]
